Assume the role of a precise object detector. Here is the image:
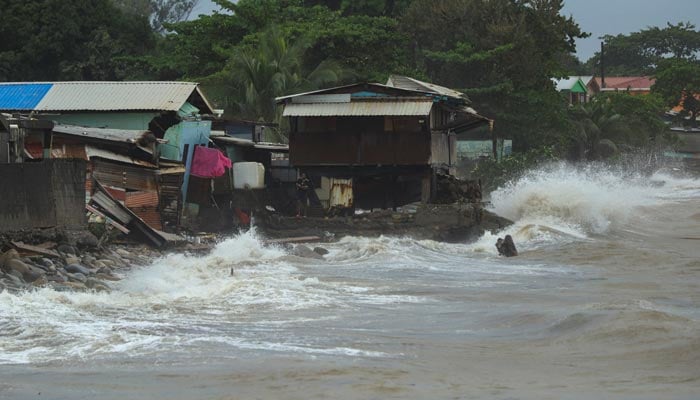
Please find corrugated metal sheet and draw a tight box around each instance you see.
[51,143,88,160]
[0,83,53,110]
[131,208,162,231]
[33,81,199,112]
[53,124,150,144]
[125,191,159,208]
[275,83,434,103]
[105,186,127,202]
[291,94,351,104]
[25,142,44,159]
[329,178,353,208]
[85,145,157,168]
[92,159,158,191]
[386,75,466,100]
[283,100,433,117]
[213,135,289,151]
[90,181,170,247]
[126,191,162,230]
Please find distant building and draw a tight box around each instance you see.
[552,76,590,105]
[590,76,655,96]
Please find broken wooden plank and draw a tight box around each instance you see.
[34,241,57,249]
[86,204,131,234]
[11,241,60,258]
[265,236,322,245]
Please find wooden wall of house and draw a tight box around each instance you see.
[290,116,430,166]
[430,133,449,166]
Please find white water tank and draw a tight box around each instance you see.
[233,162,265,189]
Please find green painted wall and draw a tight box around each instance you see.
[158,120,211,202]
[42,112,158,130]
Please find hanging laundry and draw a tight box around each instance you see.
[190,146,232,178]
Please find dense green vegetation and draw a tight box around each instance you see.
[2,0,698,161]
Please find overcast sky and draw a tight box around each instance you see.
[561,0,700,61]
[192,0,700,62]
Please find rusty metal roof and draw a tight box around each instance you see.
[92,159,158,192]
[0,81,215,113]
[125,191,160,208]
[282,100,433,117]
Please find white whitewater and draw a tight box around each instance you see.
[1,162,699,399]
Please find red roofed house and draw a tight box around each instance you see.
[589,76,655,96]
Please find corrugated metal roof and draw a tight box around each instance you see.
[275,83,430,103]
[85,145,157,168]
[0,83,53,110]
[34,81,200,111]
[282,100,433,117]
[212,135,289,151]
[292,94,351,104]
[386,75,466,100]
[53,124,149,143]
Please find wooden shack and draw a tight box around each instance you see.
[276,76,491,210]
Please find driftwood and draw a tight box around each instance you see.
[11,241,60,258]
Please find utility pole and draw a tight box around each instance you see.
[600,41,606,89]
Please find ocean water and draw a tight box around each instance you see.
[1,162,699,399]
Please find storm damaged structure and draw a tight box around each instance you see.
[0,114,86,232]
[0,81,214,203]
[0,82,221,245]
[276,76,491,211]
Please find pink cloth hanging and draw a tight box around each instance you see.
[190,146,232,178]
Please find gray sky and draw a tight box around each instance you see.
[191,0,700,62]
[561,0,700,61]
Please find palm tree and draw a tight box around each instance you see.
[570,96,640,159]
[207,26,351,140]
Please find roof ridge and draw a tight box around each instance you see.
[0,81,199,85]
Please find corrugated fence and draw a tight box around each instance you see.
[0,159,87,231]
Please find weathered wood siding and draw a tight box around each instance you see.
[0,159,86,231]
[290,116,430,166]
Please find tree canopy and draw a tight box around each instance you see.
[585,22,700,76]
[653,58,700,127]
[2,0,677,156]
[0,0,155,81]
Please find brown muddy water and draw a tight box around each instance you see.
[1,163,699,399]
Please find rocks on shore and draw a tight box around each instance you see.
[291,244,328,260]
[0,230,162,294]
[496,234,518,257]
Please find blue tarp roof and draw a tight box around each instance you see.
[0,83,53,110]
